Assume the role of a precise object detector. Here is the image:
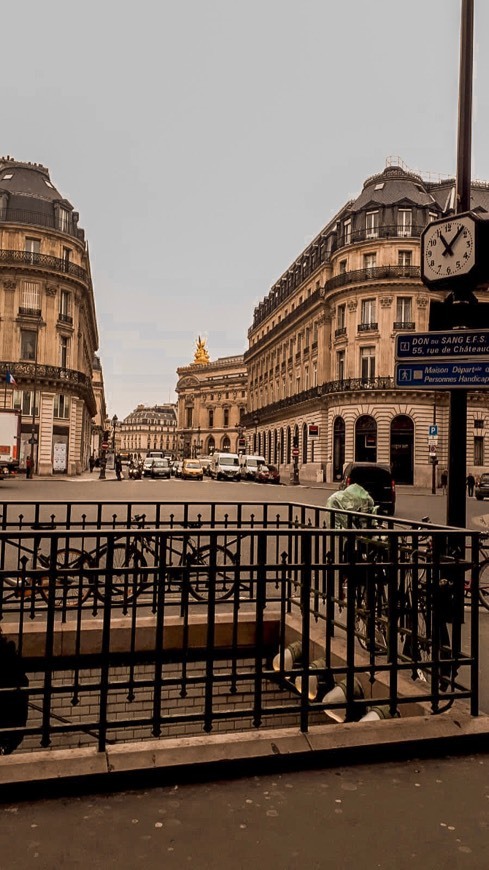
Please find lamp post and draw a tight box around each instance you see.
[112,414,118,453]
[253,416,259,454]
[28,322,40,477]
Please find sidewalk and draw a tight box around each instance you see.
[1,751,488,869]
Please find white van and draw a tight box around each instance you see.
[240,455,266,480]
[209,452,241,481]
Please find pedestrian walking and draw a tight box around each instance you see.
[115,454,123,481]
[25,456,33,479]
[466,473,475,497]
[89,455,95,473]
[441,469,448,494]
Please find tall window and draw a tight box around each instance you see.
[62,247,71,272]
[360,347,376,382]
[396,297,412,323]
[208,409,214,428]
[223,408,229,427]
[339,259,347,274]
[364,253,377,276]
[59,290,71,320]
[344,219,352,245]
[54,394,70,419]
[186,407,193,428]
[365,211,379,239]
[58,208,70,233]
[59,335,70,368]
[474,436,484,466]
[337,350,346,381]
[397,209,412,237]
[337,303,346,330]
[361,298,376,325]
[20,330,37,361]
[398,250,412,267]
[13,390,38,417]
[21,281,40,313]
[25,237,40,264]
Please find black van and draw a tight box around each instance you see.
[340,462,396,515]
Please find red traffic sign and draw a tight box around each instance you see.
[292,448,299,457]
[101,442,109,449]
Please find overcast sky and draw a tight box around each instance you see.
[2,0,489,418]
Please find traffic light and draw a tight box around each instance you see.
[293,435,299,449]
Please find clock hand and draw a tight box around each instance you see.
[442,224,465,257]
[439,232,452,255]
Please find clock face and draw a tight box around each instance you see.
[422,215,476,284]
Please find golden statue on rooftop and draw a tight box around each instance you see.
[193,336,210,365]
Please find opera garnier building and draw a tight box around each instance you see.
[0,157,100,474]
[243,158,489,486]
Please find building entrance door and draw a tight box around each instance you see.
[333,417,345,480]
[390,415,414,484]
[355,415,377,463]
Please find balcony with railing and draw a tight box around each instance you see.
[0,208,82,239]
[0,361,96,415]
[332,223,425,253]
[358,322,378,332]
[58,312,74,325]
[326,264,420,292]
[18,307,42,318]
[334,327,347,338]
[0,250,88,282]
[393,321,415,330]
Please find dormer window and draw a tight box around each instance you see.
[365,211,379,239]
[58,207,70,233]
[1,173,13,180]
[397,209,412,237]
[344,219,352,245]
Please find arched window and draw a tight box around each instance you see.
[333,417,345,480]
[286,427,291,464]
[355,415,377,462]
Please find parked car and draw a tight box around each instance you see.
[150,458,171,479]
[475,473,489,500]
[254,463,281,484]
[182,459,204,480]
[340,462,396,516]
[240,455,266,480]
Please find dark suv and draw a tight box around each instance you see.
[340,462,396,515]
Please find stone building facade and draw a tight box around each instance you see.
[176,348,247,458]
[243,160,489,486]
[119,404,178,458]
[0,157,101,474]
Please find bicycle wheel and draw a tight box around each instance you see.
[478,559,489,610]
[38,548,92,608]
[187,545,236,601]
[95,543,147,602]
[354,585,388,654]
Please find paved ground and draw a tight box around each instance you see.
[1,753,488,869]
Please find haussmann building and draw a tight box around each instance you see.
[0,157,101,474]
[242,159,489,487]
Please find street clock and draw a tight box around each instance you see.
[421,211,489,292]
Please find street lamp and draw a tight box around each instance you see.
[253,415,259,454]
[112,414,118,453]
[28,322,40,477]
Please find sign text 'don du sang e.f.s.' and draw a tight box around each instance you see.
[396,330,489,359]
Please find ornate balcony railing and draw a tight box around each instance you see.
[0,208,81,239]
[242,376,396,425]
[334,327,347,337]
[0,249,88,282]
[0,361,96,416]
[58,312,74,325]
[18,307,42,318]
[326,265,420,292]
[393,321,415,330]
[358,322,378,332]
[333,223,426,252]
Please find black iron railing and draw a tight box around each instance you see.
[0,249,87,282]
[0,501,481,754]
[326,265,420,292]
[0,208,81,239]
[333,223,426,252]
[0,362,96,416]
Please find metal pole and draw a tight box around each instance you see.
[431,398,437,495]
[30,324,40,475]
[447,0,474,528]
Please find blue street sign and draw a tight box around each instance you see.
[429,425,438,436]
[396,361,489,389]
[396,330,489,359]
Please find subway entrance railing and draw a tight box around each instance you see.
[0,501,482,755]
